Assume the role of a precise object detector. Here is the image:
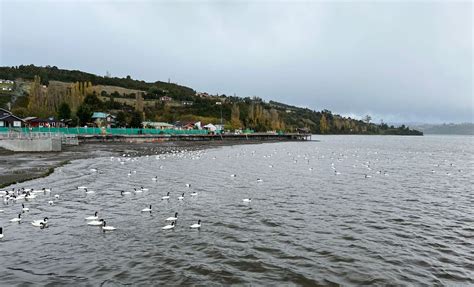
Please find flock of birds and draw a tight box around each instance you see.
[0,144,463,241]
[0,183,206,237]
[0,149,255,239]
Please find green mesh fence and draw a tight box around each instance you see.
[0,127,210,135]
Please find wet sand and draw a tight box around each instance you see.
[0,140,277,188]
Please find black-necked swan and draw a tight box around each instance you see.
[84,188,95,194]
[121,190,132,196]
[162,221,175,230]
[10,213,21,222]
[87,219,104,226]
[190,220,201,229]
[166,212,178,221]
[178,193,184,200]
[141,205,152,212]
[242,198,251,203]
[134,188,142,193]
[185,184,191,188]
[0,227,3,239]
[54,194,59,199]
[22,203,29,212]
[140,187,149,192]
[161,192,170,200]
[85,211,99,220]
[190,191,197,196]
[78,186,87,190]
[48,200,54,205]
[101,220,116,231]
[152,176,158,181]
[32,217,48,227]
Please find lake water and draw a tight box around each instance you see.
[1,135,473,286]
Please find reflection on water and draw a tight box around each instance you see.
[1,135,473,285]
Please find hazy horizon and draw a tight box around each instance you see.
[1,0,472,124]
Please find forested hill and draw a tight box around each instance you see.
[0,65,422,135]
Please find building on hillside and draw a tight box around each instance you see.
[160,96,172,102]
[181,101,194,106]
[174,121,196,130]
[142,121,175,130]
[203,123,217,132]
[91,112,116,128]
[0,108,24,128]
[196,92,210,98]
[24,117,67,128]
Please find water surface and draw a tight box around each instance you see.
[1,135,473,286]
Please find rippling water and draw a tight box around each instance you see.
[1,135,473,286]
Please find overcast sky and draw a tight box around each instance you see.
[1,0,472,123]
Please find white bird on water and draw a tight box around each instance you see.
[22,203,29,212]
[178,193,185,200]
[32,217,48,228]
[190,220,201,229]
[121,190,132,196]
[0,227,3,239]
[101,220,116,232]
[166,212,178,221]
[161,192,170,200]
[10,213,22,222]
[87,219,104,226]
[141,205,152,212]
[85,211,99,221]
[242,198,251,203]
[84,188,95,194]
[162,221,175,230]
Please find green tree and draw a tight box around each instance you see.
[320,114,329,134]
[129,111,143,128]
[116,111,127,127]
[230,103,241,129]
[83,93,103,111]
[76,104,92,126]
[364,115,372,124]
[57,102,71,120]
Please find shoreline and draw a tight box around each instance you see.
[0,139,292,189]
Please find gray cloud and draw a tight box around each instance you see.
[1,0,472,123]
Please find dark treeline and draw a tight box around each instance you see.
[0,65,195,101]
